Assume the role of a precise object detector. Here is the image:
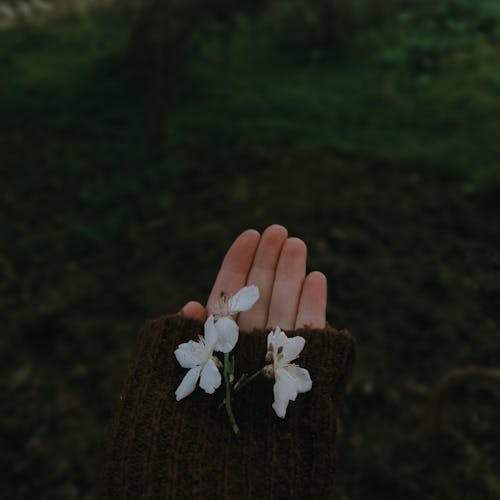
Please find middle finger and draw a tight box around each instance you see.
[238,224,288,331]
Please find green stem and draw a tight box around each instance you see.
[223,353,239,435]
[218,367,265,410]
[233,367,265,393]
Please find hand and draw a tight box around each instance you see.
[180,225,327,331]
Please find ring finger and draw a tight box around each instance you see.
[238,224,288,331]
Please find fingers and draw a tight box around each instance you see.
[238,224,288,331]
[179,301,207,322]
[295,271,327,329]
[206,229,260,314]
[203,226,327,334]
[266,238,307,330]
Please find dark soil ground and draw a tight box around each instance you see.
[2,150,500,499]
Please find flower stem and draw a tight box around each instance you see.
[233,367,265,393]
[223,353,239,435]
[218,367,265,410]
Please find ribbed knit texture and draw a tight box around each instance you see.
[101,314,355,500]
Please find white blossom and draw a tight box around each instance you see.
[211,285,259,348]
[174,315,223,400]
[175,285,259,402]
[264,327,312,418]
[212,285,260,320]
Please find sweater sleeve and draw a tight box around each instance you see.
[100,314,355,500]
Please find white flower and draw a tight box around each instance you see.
[175,315,225,400]
[212,285,260,320]
[264,327,312,418]
[211,285,259,346]
[175,285,260,401]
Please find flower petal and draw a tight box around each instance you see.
[199,358,222,394]
[175,366,202,401]
[174,340,204,368]
[213,316,239,353]
[281,336,306,364]
[228,285,259,312]
[203,315,218,350]
[267,327,305,365]
[272,368,299,418]
[267,326,288,352]
[284,364,312,393]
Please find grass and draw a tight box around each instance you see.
[2,8,500,187]
[0,13,181,308]
[173,19,500,187]
[1,6,499,298]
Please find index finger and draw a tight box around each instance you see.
[206,229,261,313]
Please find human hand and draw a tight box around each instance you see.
[180,225,327,331]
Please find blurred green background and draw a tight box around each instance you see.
[1,0,500,498]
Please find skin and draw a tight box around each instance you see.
[180,224,327,331]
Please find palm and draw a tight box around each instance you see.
[181,225,327,330]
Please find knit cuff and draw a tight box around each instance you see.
[101,314,355,500]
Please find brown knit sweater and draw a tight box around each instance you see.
[101,314,355,499]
